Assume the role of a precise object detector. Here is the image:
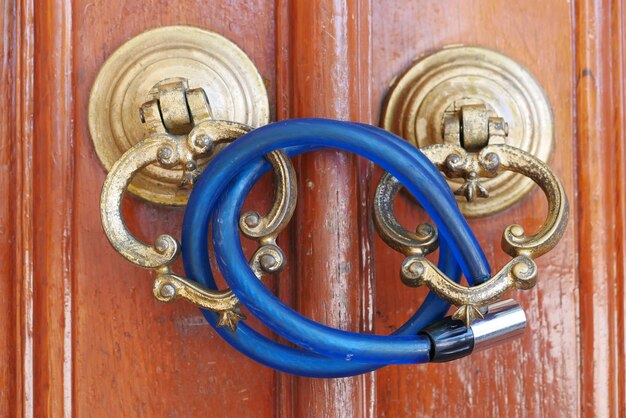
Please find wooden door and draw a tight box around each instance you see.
[1,0,624,416]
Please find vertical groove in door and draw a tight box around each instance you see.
[612,2,626,414]
[17,1,35,415]
[33,0,75,417]
[274,3,296,417]
[274,0,375,416]
[1,0,35,416]
[576,0,626,416]
[0,0,17,412]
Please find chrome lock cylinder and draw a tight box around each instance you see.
[419,299,527,362]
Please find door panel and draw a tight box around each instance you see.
[2,0,625,417]
[371,2,578,416]
[71,2,280,417]
[33,1,281,417]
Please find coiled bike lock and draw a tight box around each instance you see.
[92,34,567,380]
[181,119,525,377]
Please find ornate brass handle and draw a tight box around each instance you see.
[423,144,569,258]
[89,27,297,331]
[375,115,569,327]
[99,79,296,331]
[373,169,439,256]
[374,46,569,327]
[89,36,563,374]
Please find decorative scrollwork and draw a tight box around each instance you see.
[374,143,568,326]
[422,144,569,259]
[100,111,251,269]
[153,273,245,331]
[239,149,298,276]
[100,85,297,332]
[401,255,537,327]
[373,172,439,257]
[249,244,287,278]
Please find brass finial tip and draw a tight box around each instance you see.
[244,213,260,228]
[260,254,278,270]
[416,223,434,237]
[408,261,425,277]
[157,146,173,161]
[483,152,500,169]
[194,134,212,150]
[159,283,176,299]
[510,225,525,238]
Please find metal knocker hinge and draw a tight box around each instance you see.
[440,102,508,201]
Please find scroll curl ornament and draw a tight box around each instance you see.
[373,172,439,257]
[375,143,568,326]
[101,94,297,332]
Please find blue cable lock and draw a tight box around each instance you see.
[182,119,523,377]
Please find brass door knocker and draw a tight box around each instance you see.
[377,46,568,326]
[90,31,568,376]
[91,27,296,331]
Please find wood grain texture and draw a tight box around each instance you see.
[0,1,17,410]
[275,0,375,416]
[0,0,34,416]
[69,1,279,417]
[371,1,579,416]
[576,0,626,416]
[33,1,74,416]
[2,0,625,416]
[0,2,17,413]
[614,3,626,415]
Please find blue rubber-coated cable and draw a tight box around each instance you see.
[182,119,488,374]
[186,119,488,364]
[207,122,487,362]
[194,154,461,376]
[186,119,489,280]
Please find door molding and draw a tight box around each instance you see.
[576,0,626,416]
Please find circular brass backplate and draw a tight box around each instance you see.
[89,26,269,206]
[382,46,554,217]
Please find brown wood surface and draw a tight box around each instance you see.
[370,1,579,416]
[276,0,375,416]
[1,0,33,416]
[1,0,624,417]
[576,1,626,416]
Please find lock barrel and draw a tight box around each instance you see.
[420,299,526,362]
